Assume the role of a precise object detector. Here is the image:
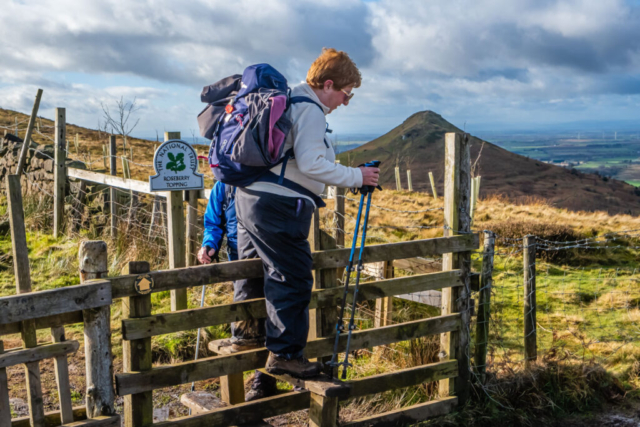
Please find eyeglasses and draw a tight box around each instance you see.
[341,89,354,102]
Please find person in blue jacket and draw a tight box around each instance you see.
[197,181,277,401]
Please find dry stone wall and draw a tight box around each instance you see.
[0,131,84,197]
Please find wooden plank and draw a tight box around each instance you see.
[439,133,471,404]
[51,327,74,424]
[524,235,537,368]
[121,262,153,427]
[347,361,458,399]
[0,281,112,324]
[219,373,244,405]
[68,168,161,196]
[23,358,45,427]
[0,341,11,427]
[62,416,120,427]
[122,270,464,340]
[54,108,66,238]
[0,341,79,369]
[111,235,478,299]
[11,406,87,427]
[0,311,84,337]
[475,231,495,382]
[15,89,43,175]
[80,241,115,418]
[341,396,457,427]
[152,391,310,427]
[115,314,460,395]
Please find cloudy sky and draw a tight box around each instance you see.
[1,0,639,139]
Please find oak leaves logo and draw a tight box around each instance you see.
[166,152,186,173]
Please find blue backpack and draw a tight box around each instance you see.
[198,64,327,205]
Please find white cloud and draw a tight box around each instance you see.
[1,0,639,134]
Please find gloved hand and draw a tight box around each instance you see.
[197,245,218,264]
[353,160,383,195]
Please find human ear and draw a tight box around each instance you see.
[324,80,334,91]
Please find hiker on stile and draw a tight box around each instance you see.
[197,181,277,401]
[198,48,379,382]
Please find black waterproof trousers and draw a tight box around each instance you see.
[235,188,315,359]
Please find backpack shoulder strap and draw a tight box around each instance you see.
[288,96,330,147]
[289,96,324,113]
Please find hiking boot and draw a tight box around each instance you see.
[265,353,323,379]
[245,371,278,402]
[210,338,262,355]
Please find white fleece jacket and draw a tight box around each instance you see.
[246,83,363,205]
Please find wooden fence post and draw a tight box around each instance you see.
[15,88,43,175]
[7,174,46,426]
[524,235,537,369]
[374,261,394,328]
[165,131,188,311]
[54,108,66,238]
[122,261,153,427]
[429,171,438,200]
[475,231,495,383]
[407,170,413,191]
[109,135,118,239]
[79,241,116,417]
[394,166,401,191]
[439,132,471,404]
[186,190,199,267]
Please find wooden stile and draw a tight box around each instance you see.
[122,262,153,427]
[439,132,472,405]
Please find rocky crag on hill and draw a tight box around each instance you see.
[339,111,640,215]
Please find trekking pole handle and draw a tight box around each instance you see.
[353,160,382,195]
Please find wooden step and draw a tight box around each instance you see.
[180,391,271,426]
[258,369,350,398]
[180,391,228,415]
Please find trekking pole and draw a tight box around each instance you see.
[328,191,365,374]
[189,282,208,415]
[340,188,374,379]
[327,160,381,379]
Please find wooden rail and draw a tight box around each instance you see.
[115,313,461,395]
[109,234,478,299]
[68,168,212,199]
[122,270,464,340]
